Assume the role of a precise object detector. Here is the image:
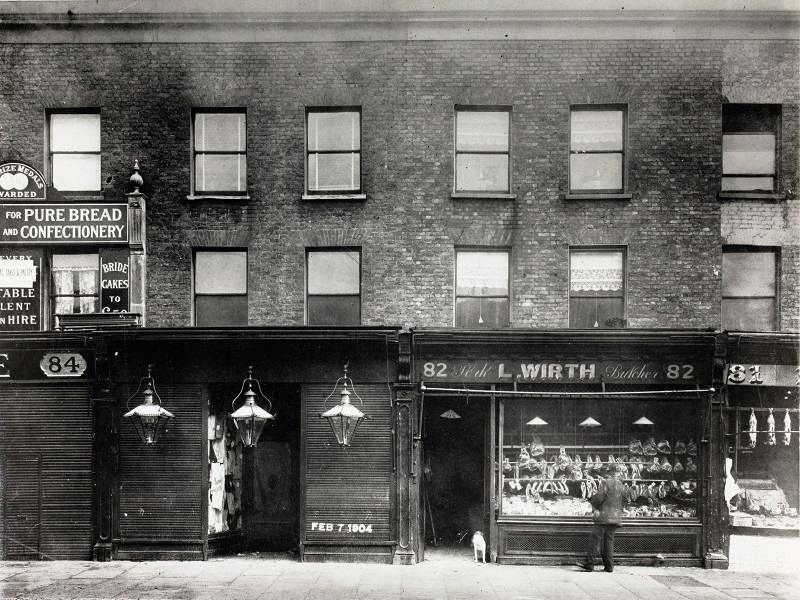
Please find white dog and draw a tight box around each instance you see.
[471,531,486,563]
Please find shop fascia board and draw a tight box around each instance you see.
[0,330,93,349]
[94,326,403,344]
[411,328,722,351]
[725,332,800,364]
[1,9,798,43]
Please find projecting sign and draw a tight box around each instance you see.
[100,249,130,313]
[0,162,47,200]
[0,203,128,244]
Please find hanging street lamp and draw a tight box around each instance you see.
[320,364,367,447]
[124,365,175,445]
[230,366,275,448]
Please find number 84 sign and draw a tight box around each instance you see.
[39,352,87,378]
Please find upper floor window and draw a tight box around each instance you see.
[307,248,361,325]
[569,248,626,328]
[194,250,248,326]
[455,249,510,327]
[454,107,511,193]
[306,108,361,195]
[192,110,247,195]
[51,253,99,327]
[48,111,101,192]
[722,104,780,193]
[722,247,778,331]
[569,106,626,194]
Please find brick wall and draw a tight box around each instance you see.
[0,40,797,331]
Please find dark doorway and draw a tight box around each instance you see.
[422,396,486,549]
[240,384,301,552]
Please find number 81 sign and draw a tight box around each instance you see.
[39,352,87,378]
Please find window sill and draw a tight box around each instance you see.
[186,194,251,201]
[451,192,517,200]
[302,194,367,201]
[718,192,786,202]
[56,192,106,201]
[565,193,632,200]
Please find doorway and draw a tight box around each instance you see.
[422,395,486,556]
[242,384,301,552]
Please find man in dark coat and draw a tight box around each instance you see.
[577,464,625,572]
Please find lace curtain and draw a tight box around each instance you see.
[52,265,97,313]
[570,252,623,292]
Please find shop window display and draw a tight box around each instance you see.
[500,397,699,520]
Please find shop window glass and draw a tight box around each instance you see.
[455,249,509,327]
[49,112,101,192]
[455,108,511,193]
[570,107,625,193]
[722,248,778,331]
[499,397,700,519]
[722,104,779,193]
[51,253,99,323]
[193,110,247,194]
[194,250,248,326]
[307,249,360,325]
[306,109,361,193]
[569,248,626,328]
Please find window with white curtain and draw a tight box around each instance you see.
[51,254,100,323]
[306,108,361,194]
[193,110,247,195]
[48,111,101,192]
[569,248,626,328]
[454,107,511,193]
[455,249,510,327]
[194,250,248,326]
[306,248,361,325]
[569,106,626,193]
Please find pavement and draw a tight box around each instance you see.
[1,548,798,600]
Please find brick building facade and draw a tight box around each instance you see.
[0,0,797,566]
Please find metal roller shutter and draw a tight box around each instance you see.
[118,384,204,541]
[0,383,93,560]
[303,384,393,543]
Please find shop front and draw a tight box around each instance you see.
[93,327,407,563]
[412,329,725,567]
[723,334,799,538]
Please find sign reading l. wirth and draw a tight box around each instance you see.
[0,203,128,244]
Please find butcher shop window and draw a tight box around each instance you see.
[569,106,626,194]
[569,248,626,329]
[455,249,510,327]
[722,104,780,193]
[194,249,248,326]
[306,248,361,326]
[454,107,511,193]
[50,253,100,327]
[722,247,778,332]
[499,396,700,519]
[48,110,101,192]
[192,109,247,196]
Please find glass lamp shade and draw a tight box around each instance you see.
[230,388,275,447]
[320,385,365,447]
[123,386,175,445]
[579,416,601,427]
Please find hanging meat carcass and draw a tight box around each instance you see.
[784,409,792,446]
[748,408,758,449]
[767,408,776,446]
